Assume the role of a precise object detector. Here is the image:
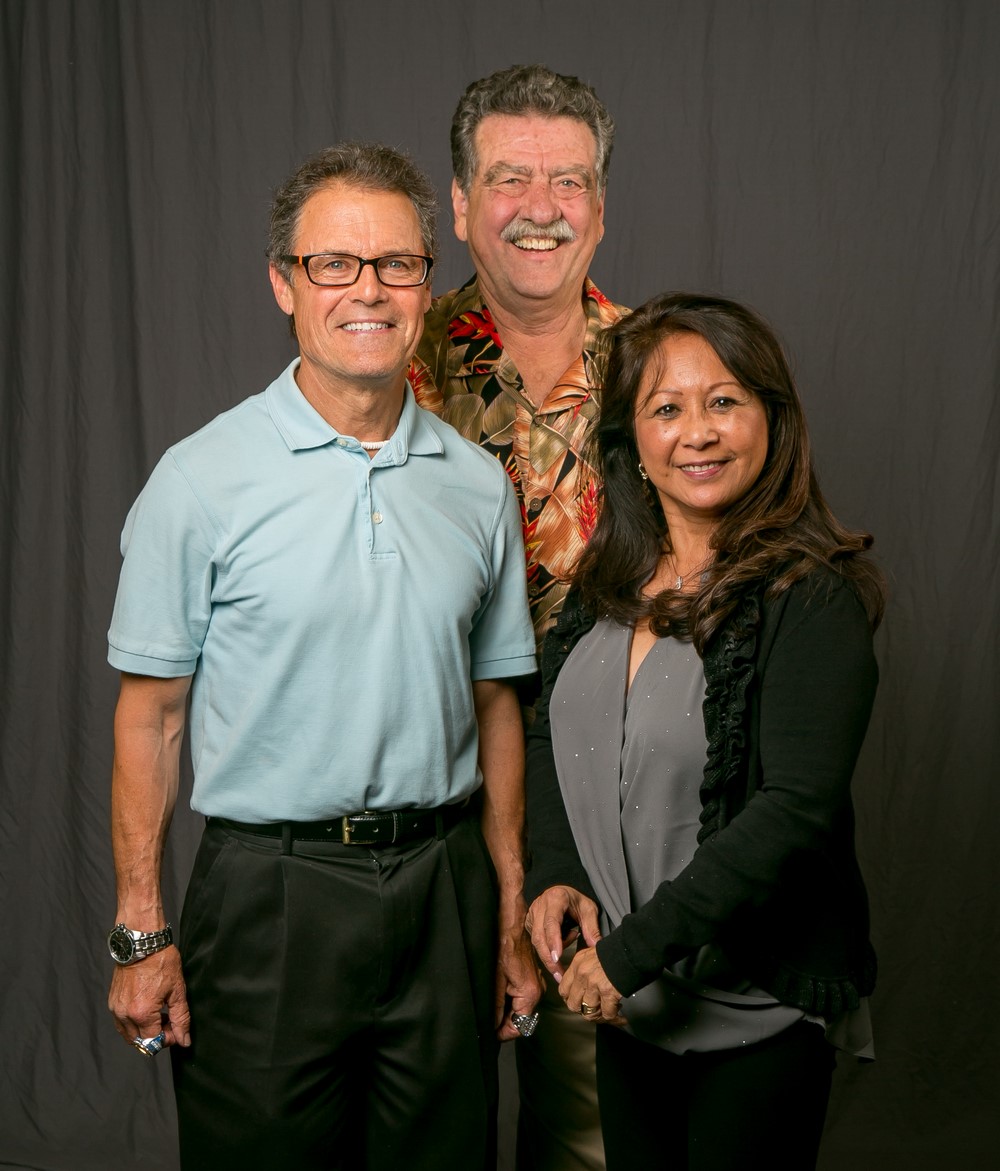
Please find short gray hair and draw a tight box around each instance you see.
[451,64,615,194]
[267,142,438,281]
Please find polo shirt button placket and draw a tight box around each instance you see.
[360,466,376,550]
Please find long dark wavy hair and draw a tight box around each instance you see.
[573,292,886,651]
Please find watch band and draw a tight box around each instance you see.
[108,922,173,965]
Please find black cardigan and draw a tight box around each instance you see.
[525,571,879,1018]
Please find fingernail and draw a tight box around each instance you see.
[551,950,560,963]
[553,971,562,984]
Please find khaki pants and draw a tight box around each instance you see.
[515,948,606,1171]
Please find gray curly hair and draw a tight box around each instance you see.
[451,64,615,194]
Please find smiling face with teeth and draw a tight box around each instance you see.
[269,182,431,412]
[452,113,605,314]
[633,332,770,531]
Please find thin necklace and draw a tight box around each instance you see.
[359,439,388,451]
[668,554,713,590]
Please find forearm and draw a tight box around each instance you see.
[107,672,194,1048]
[474,679,528,923]
[474,678,542,1029]
[111,673,191,927]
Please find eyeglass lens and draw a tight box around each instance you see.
[306,254,428,286]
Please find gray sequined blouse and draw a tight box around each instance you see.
[550,618,872,1055]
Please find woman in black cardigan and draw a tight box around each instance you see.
[524,292,886,1170]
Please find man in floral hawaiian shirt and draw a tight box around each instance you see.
[412,64,627,654]
[411,64,627,1171]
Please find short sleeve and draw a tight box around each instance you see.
[468,468,536,681]
[107,452,217,677]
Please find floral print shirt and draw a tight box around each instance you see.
[410,277,627,649]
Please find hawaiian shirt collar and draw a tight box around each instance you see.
[446,277,616,412]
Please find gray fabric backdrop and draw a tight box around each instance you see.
[2,2,998,1168]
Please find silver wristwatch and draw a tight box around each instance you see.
[107,922,173,965]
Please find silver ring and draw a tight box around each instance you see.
[511,1012,539,1038]
[132,1031,166,1057]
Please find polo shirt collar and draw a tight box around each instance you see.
[265,359,443,459]
[395,380,444,458]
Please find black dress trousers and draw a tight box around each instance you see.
[171,816,500,1171]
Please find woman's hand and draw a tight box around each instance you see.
[560,943,626,1025]
[525,885,602,981]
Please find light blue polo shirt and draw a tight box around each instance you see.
[108,360,536,821]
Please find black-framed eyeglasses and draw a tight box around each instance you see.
[280,252,433,288]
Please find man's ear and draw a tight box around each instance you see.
[269,263,295,316]
[451,178,469,243]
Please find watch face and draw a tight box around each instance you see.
[108,926,135,964]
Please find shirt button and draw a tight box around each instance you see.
[336,438,349,447]
[372,511,383,524]
[528,497,543,514]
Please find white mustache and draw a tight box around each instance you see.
[500,218,577,245]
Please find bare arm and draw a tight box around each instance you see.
[473,678,543,1040]
[107,671,193,1049]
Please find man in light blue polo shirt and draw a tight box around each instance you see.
[105,143,540,1171]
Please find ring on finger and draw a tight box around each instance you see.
[132,1031,166,1057]
[511,1012,540,1038]
[580,1002,600,1016]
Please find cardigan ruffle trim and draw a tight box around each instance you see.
[751,942,878,1018]
[698,589,761,844]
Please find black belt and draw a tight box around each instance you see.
[211,800,469,847]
